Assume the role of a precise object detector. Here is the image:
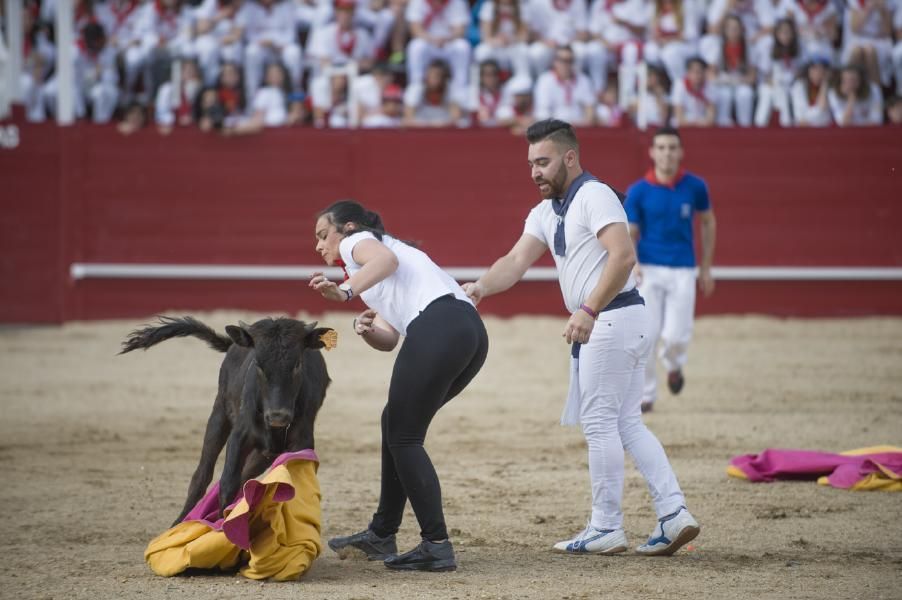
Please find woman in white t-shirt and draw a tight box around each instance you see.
[309,200,488,573]
[827,63,884,126]
[224,62,290,135]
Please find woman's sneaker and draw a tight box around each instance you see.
[328,528,398,560]
[636,507,700,556]
[384,540,457,572]
[552,523,628,554]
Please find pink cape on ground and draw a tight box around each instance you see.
[727,446,902,491]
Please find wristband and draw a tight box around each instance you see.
[579,303,598,319]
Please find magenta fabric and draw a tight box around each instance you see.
[181,449,319,549]
[729,449,902,489]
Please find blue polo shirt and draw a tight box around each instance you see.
[625,169,711,268]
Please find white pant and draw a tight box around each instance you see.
[755,81,792,127]
[715,81,754,127]
[406,37,472,89]
[637,265,696,405]
[563,304,686,530]
[244,41,304,96]
[473,42,531,80]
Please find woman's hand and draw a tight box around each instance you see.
[309,272,345,302]
[354,309,377,335]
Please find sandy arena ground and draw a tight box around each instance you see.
[1,312,901,600]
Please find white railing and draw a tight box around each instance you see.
[69,263,902,282]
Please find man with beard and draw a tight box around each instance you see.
[463,119,699,557]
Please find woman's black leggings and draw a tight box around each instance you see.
[368,296,488,542]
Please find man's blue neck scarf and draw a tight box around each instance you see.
[550,171,598,257]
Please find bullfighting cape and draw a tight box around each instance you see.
[145,449,322,581]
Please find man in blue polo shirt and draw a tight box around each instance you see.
[625,127,717,413]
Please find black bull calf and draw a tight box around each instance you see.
[120,316,333,525]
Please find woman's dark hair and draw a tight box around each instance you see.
[318,200,387,240]
[720,15,748,72]
[772,18,799,61]
[832,64,870,101]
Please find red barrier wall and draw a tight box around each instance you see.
[1,122,901,323]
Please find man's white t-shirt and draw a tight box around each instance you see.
[339,232,472,336]
[523,180,636,313]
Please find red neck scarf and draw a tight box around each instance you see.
[807,82,820,105]
[422,0,450,30]
[425,88,446,106]
[219,88,240,113]
[334,259,350,280]
[480,89,501,118]
[555,72,575,105]
[683,77,709,105]
[110,0,139,26]
[337,28,356,56]
[155,0,178,25]
[724,41,744,71]
[798,0,827,21]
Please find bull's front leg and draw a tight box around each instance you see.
[174,397,231,525]
[218,428,253,516]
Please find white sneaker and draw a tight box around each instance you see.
[552,523,628,554]
[636,506,700,556]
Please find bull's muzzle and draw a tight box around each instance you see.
[265,409,293,428]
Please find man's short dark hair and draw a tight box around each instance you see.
[651,126,682,145]
[526,119,579,151]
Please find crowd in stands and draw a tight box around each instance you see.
[3,0,902,132]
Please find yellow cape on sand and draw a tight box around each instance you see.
[816,446,902,491]
[144,454,322,581]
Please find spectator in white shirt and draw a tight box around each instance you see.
[496,75,536,134]
[353,62,396,119]
[645,0,702,82]
[405,0,472,89]
[361,82,405,126]
[227,61,293,133]
[307,0,376,78]
[20,3,57,122]
[671,55,715,126]
[155,57,204,133]
[842,0,894,87]
[130,0,194,100]
[629,63,672,127]
[473,0,531,81]
[95,0,144,98]
[533,45,596,125]
[192,0,249,85]
[827,63,884,126]
[469,59,506,127]
[710,14,756,126]
[244,0,304,96]
[700,0,775,73]
[403,57,466,126]
[754,17,802,126]
[596,83,626,126]
[40,22,120,123]
[528,0,608,93]
[790,55,832,126]
[588,0,649,104]
[779,0,838,63]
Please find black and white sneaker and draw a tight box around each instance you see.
[328,528,398,561]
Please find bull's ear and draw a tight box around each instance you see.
[226,324,254,347]
[306,327,337,351]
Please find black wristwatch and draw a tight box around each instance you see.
[338,282,353,301]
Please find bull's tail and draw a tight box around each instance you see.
[119,316,233,354]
